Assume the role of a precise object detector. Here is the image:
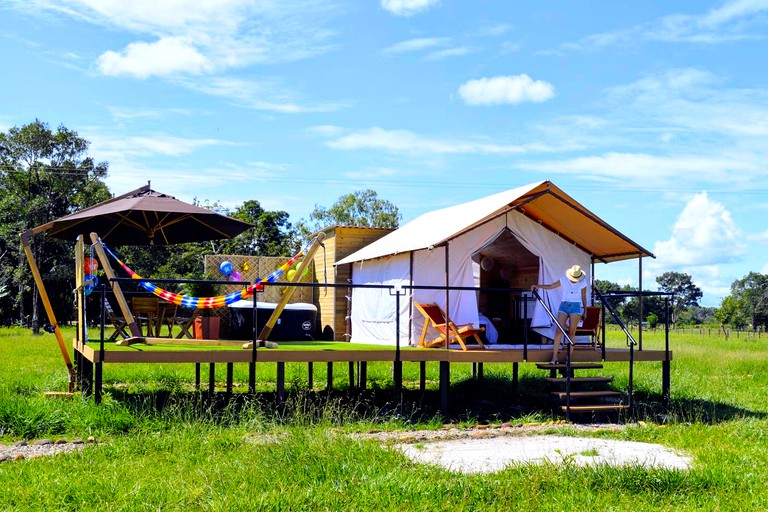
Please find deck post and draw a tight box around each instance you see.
[277,362,285,405]
[226,363,233,395]
[94,362,102,405]
[393,361,402,394]
[440,361,450,416]
[326,362,333,391]
[348,362,355,389]
[248,363,256,393]
[308,362,313,390]
[662,360,671,406]
[512,362,519,397]
[359,362,367,390]
[208,363,215,395]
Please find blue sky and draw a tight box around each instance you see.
[1,0,767,307]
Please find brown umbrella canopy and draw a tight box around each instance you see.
[35,184,253,245]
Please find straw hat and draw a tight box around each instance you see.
[566,265,586,282]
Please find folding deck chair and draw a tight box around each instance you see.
[104,300,129,342]
[574,305,602,350]
[414,302,485,351]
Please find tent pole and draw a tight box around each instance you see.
[19,229,76,392]
[444,242,450,351]
[89,232,142,339]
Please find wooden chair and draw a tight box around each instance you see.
[574,306,602,349]
[171,307,199,339]
[104,300,129,342]
[414,302,485,351]
[131,296,160,337]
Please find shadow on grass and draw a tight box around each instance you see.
[96,372,768,427]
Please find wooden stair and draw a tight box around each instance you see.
[537,362,629,417]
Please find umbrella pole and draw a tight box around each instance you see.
[20,229,76,392]
[89,232,142,340]
[244,232,326,349]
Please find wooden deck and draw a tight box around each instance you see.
[74,338,672,416]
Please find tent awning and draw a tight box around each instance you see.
[336,180,653,265]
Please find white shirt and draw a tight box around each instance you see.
[559,276,586,302]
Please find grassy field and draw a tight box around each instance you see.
[2,326,768,511]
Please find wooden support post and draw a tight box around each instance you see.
[89,233,142,339]
[326,362,333,391]
[348,361,355,389]
[307,362,313,390]
[19,229,76,392]
[249,232,326,347]
[662,360,671,406]
[477,362,483,381]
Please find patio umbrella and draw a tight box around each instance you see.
[35,183,253,244]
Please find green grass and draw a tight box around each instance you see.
[2,326,768,510]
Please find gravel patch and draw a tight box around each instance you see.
[355,423,692,473]
[0,437,95,463]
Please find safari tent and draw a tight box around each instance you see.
[335,180,653,346]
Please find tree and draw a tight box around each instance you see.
[224,200,294,256]
[714,295,746,338]
[730,272,768,331]
[0,120,110,331]
[309,189,400,229]
[655,271,702,327]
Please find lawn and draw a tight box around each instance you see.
[1,325,768,511]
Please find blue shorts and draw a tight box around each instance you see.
[559,301,583,316]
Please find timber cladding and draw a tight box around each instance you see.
[313,226,395,341]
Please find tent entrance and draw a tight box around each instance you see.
[472,229,540,344]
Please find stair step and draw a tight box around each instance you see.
[536,363,603,370]
[560,404,630,412]
[545,376,614,384]
[550,390,622,399]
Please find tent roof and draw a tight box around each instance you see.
[336,180,653,265]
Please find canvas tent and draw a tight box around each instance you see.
[335,180,653,346]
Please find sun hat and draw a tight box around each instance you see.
[565,265,586,282]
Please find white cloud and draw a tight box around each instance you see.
[97,36,212,78]
[381,0,440,17]
[425,47,470,60]
[458,75,555,105]
[382,37,448,54]
[324,127,568,154]
[558,0,768,51]
[22,0,340,77]
[652,192,747,267]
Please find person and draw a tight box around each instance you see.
[531,264,588,364]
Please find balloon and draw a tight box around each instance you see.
[499,266,513,280]
[84,273,98,296]
[84,257,99,274]
[287,269,297,281]
[242,262,251,271]
[480,256,494,271]
[219,261,233,276]
[229,271,242,282]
